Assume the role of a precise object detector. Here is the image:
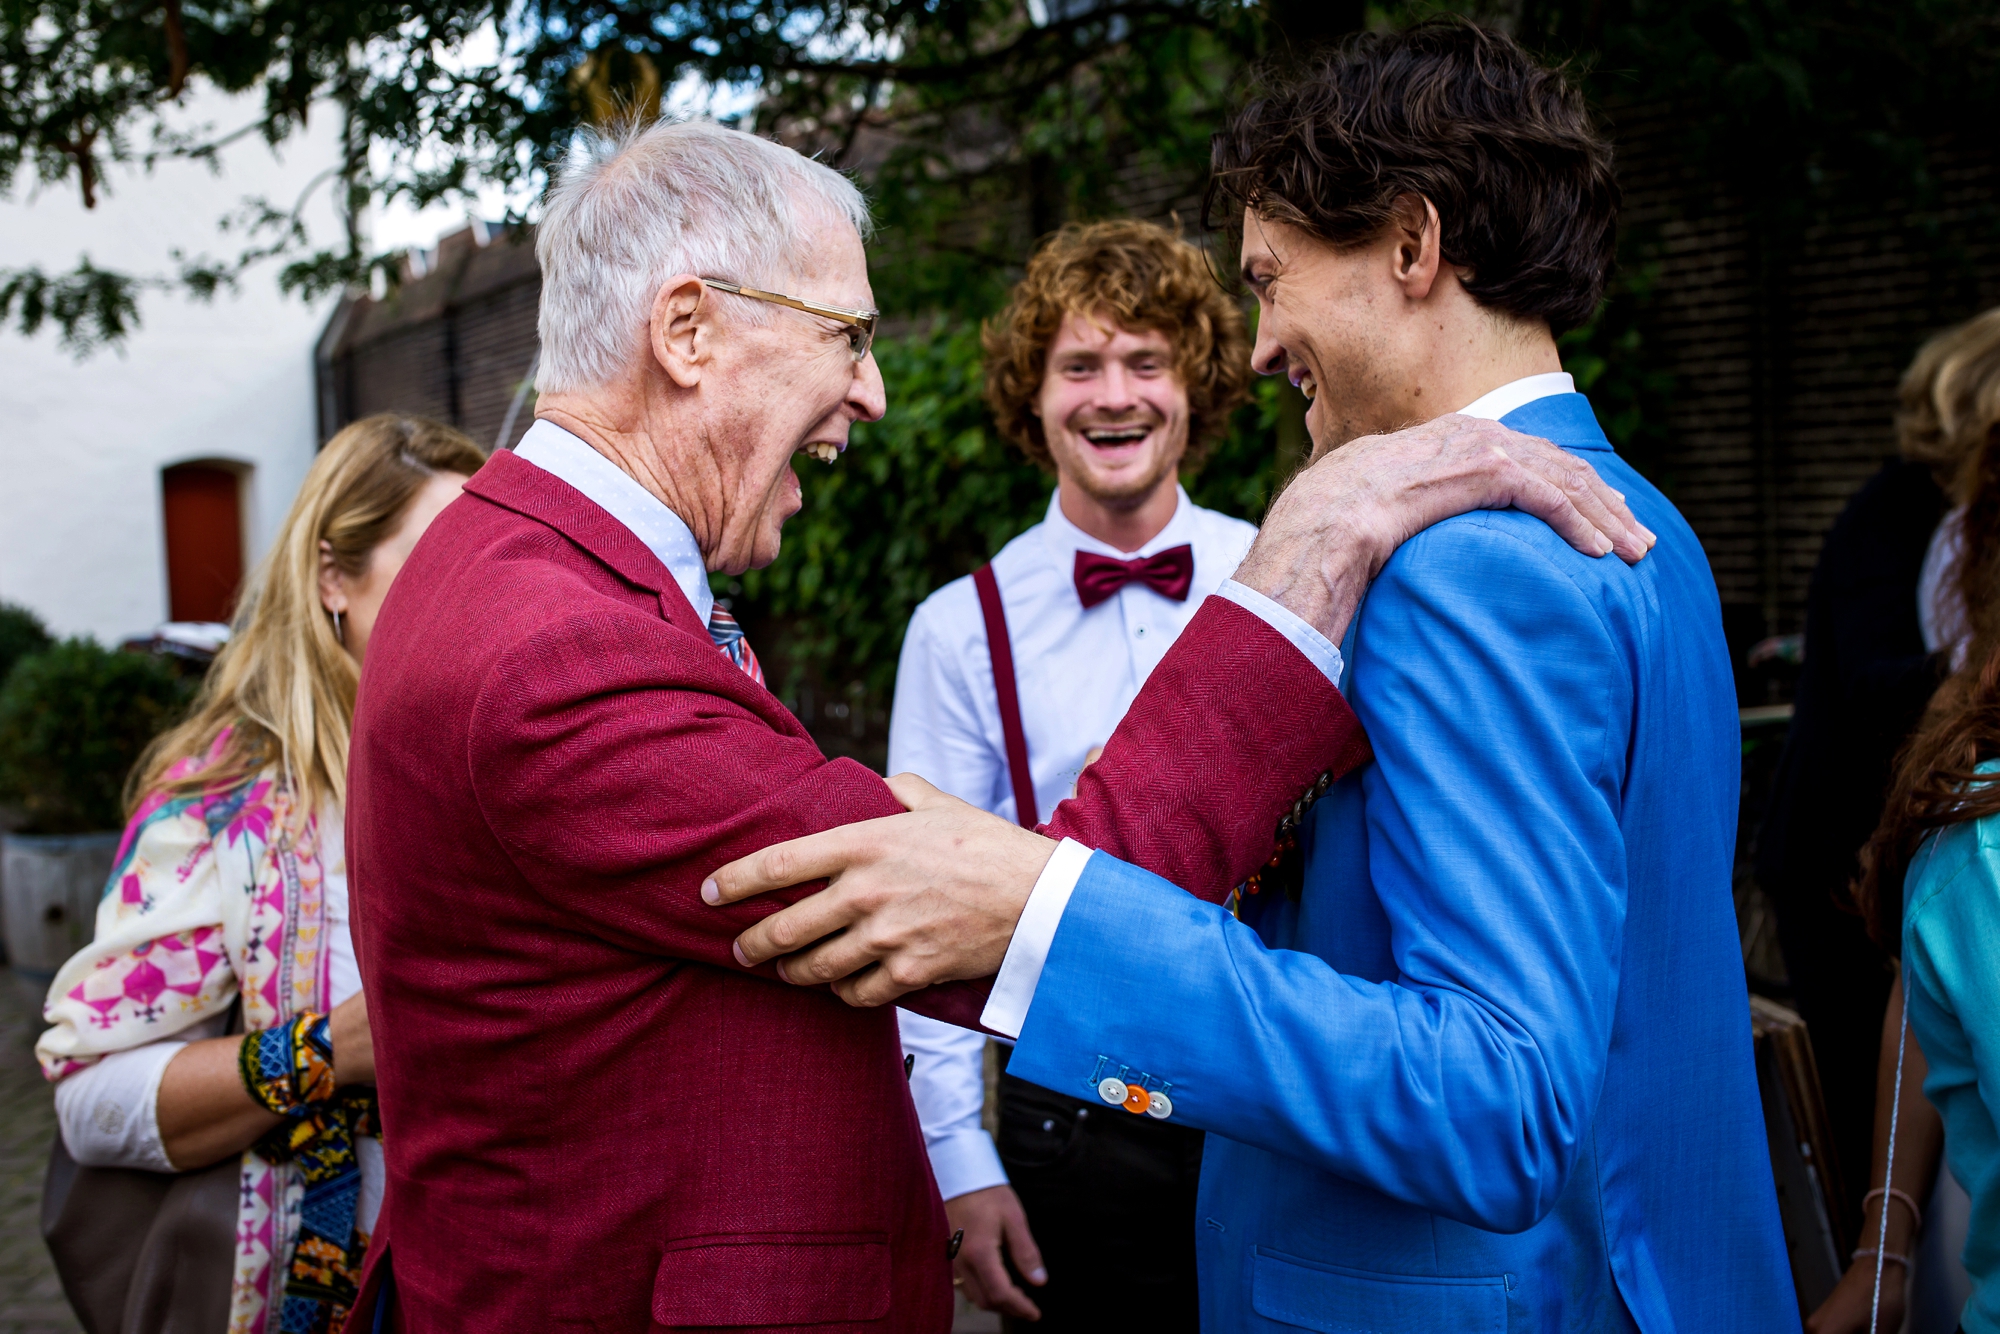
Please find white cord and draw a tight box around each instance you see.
[1872,999,1908,1334]
[1873,833,1938,1333]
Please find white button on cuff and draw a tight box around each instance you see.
[1098,1077,1129,1107]
[1147,1091,1174,1120]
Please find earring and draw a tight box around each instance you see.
[332,609,344,644]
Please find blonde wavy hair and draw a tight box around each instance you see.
[1898,305,2000,494]
[128,414,485,818]
[982,219,1252,472]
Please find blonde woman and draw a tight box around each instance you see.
[38,415,484,1334]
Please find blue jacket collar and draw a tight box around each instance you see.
[1499,392,1614,454]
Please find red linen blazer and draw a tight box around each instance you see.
[345,449,1369,1333]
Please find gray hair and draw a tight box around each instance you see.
[535,119,873,393]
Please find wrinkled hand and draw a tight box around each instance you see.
[947,1185,1046,1319]
[329,992,375,1086]
[1235,413,1656,644]
[703,774,1055,1006]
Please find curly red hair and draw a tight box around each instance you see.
[982,219,1252,472]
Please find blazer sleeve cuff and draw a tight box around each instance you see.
[981,839,1095,1039]
[1216,579,1345,688]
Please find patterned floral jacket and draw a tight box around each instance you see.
[37,764,343,1334]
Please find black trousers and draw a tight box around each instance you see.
[994,1057,1204,1331]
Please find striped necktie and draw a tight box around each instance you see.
[707,603,764,685]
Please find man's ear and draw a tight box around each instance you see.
[1388,194,1444,303]
[650,275,710,389]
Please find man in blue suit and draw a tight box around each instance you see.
[711,20,1796,1331]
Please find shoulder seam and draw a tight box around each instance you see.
[1906,828,1987,925]
[1393,515,1622,651]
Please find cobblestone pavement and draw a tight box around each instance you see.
[0,976,78,1334]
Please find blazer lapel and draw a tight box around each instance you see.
[465,450,709,629]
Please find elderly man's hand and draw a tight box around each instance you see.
[703,774,1054,1006]
[1237,413,1656,645]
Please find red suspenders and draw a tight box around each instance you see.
[971,563,1038,828]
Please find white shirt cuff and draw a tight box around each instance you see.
[53,1038,185,1172]
[980,838,1095,1039]
[1216,579,1345,688]
[927,1127,1010,1201]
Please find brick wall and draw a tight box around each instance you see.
[317,225,544,454]
[1610,103,2000,674]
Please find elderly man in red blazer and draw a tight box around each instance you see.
[344,116,1644,1332]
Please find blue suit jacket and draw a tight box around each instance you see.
[1008,395,1797,1332]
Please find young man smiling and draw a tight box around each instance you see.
[890,219,1257,1325]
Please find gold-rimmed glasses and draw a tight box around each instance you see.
[701,278,878,362]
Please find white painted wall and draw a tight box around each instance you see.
[0,90,343,643]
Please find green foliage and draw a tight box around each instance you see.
[1,0,1288,350]
[0,639,192,834]
[0,258,154,355]
[0,602,53,688]
[1556,254,1678,486]
[11,0,1998,351]
[12,0,2000,746]
[1188,376,1297,519]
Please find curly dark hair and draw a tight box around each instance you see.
[983,218,1252,473]
[1205,18,1617,336]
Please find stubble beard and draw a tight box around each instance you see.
[1070,456,1180,513]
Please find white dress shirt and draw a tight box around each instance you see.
[892,486,1283,1199]
[890,487,1260,823]
[979,371,1580,1044]
[55,808,386,1233]
[1921,506,1969,669]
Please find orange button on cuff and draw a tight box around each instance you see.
[1122,1083,1151,1114]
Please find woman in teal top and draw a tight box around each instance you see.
[1857,311,2000,1333]
[1900,762,2000,1334]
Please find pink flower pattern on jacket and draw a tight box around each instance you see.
[37,755,335,1334]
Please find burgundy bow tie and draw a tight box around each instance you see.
[1073,544,1195,609]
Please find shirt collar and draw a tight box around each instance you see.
[1040,484,1198,565]
[513,420,714,624]
[1454,371,1576,422]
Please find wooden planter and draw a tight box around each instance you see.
[0,831,119,981]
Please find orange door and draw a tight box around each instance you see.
[161,463,243,624]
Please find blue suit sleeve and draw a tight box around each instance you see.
[1006,516,1634,1233]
